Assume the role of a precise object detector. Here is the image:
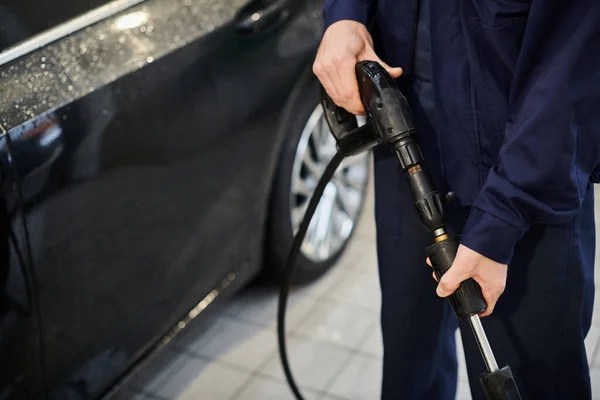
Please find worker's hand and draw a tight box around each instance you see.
[427,245,508,317]
[313,20,403,115]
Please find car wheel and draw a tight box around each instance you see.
[267,79,370,285]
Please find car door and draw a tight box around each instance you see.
[0,0,324,397]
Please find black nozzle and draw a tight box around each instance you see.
[355,61,418,146]
[320,87,380,156]
[479,366,522,400]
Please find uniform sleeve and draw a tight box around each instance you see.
[461,1,600,264]
[323,0,376,31]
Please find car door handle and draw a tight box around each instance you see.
[233,0,291,33]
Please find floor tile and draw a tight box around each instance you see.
[324,269,381,311]
[176,315,276,371]
[110,386,159,400]
[456,330,469,383]
[587,325,600,367]
[593,292,600,325]
[353,210,376,243]
[340,241,378,276]
[126,348,184,392]
[259,336,352,392]
[591,367,600,399]
[351,242,378,274]
[326,353,382,400]
[320,395,351,400]
[353,183,375,242]
[331,239,366,272]
[297,260,354,300]
[293,301,377,349]
[456,378,472,400]
[224,285,317,328]
[141,351,249,399]
[356,322,382,358]
[234,375,321,400]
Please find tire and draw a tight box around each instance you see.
[266,76,370,285]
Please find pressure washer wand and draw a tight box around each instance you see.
[278,60,521,400]
[345,60,522,399]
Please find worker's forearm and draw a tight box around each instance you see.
[462,1,600,265]
[323,0,376,31]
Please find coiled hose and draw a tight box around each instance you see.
[276,151,344,400]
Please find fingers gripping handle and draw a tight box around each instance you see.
[426,237,487,319]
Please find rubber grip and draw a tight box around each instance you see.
[426,236,487,319]
[479,365,523,400]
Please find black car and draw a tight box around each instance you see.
[0,0,370,398]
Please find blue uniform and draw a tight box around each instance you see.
[323,0,599,398]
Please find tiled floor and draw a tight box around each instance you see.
[116,185,600,399]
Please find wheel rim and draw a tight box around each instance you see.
[290,104,370,262]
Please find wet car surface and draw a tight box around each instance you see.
[0,0,342,398]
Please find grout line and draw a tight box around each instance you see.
[174,347,258,375]
[302,275,382,395]
[254,371,324,396]
[173,344,329,399]
[205,294,380,336]
[229,300,342,399]
[353,348,383,360]
[169,347,283,400]
[217,309,277,329]
[356,319,380,346]
[590,331,600,367]
[248,336,355,396]
[315,285,381,313]
[134,301,382,396]
[318,349,356,399]
[127,348,190,395]
[316,194,381,400]
[178,343,351,397]
[318,392,354,400]
[228,347,324,400]
[226,372,258,400]
[318,297,381,314]
[135,389,171,400]
[319,324,381,398]
[351,319,382,359]
[132,205,381,399]
[222,291,331,331]
[171,295,340,393]
[282,329,381,359]
[287,294,328,332]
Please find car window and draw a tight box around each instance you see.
[0,0,122,52]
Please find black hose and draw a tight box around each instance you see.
[3,133,49,399]
[8,226,33,315]
[277,151,345,400]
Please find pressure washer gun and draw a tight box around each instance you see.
[322,61,522,400]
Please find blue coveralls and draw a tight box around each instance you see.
[323,0,600,398]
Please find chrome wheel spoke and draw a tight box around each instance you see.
[292,202,309,227]
[303,150,322,177]
[293,178,313,197]
[331,201,353,244]
[340,161,369,191]
[314,191,335,259]
[340,153,368,169]
[335,181,360,217]
[341,170,366,191]
[303,202,325,255]
[290,104,369,263]
[315,116,330,148]
[314,123,337,163]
